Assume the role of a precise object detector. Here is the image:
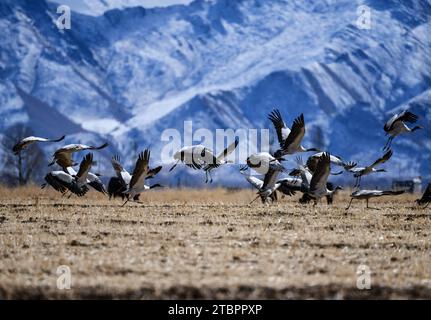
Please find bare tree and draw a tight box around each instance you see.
[0,124,46,186]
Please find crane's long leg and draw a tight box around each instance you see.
[121,198,130,207]
[272,191,278,203]
[169,160,180,172]
[345,198,354,211]
[365,198,380,210]
[354,176,360,188]
[356,176,362,189]
[424,202,430,209]
[383,136,391,150]
[387,137,393,150]
[330,195,335,205]
[383,136,393,151]
[249,195,261,205]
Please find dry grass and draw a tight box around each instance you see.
[0,186,430,299]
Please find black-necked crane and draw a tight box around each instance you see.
[48,142,108,167]
[201,138,239,183]
[306,152,357,174]
[74,153,95,192]
[108,155,162,201]
[291,156,337,205]
[346,189,405,210]
[383,110,422,150]
[245,152,285,175]
[41,153,95,197]
[240,170,277,203]
[348,149,393,188]
[276,177,303,197]
[110,155,131,191]
[65,165,106,195]
[12,135,65,155]
[42,170,88,196]
[249,166,284,204]
[122,149,162,206]
[289,156,313,196]
[240,169,301,203]
[268,109,319,158]
[86,173,106,194]
[268,108,290,149]
[108,177,127,200]
[416,183,431,209]
[108,155,131,200]
[169,145,207,172]
[325,182,337,205]
[297,182,340,205]
[306,153,343,206]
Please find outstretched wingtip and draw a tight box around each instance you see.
[268,108,282,121]
[84,152,93,162]
[144,148,151,162]
[269,108,280,115]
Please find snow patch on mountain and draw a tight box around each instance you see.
[51,0,195,16]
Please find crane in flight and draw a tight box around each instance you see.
[12,135,65,155]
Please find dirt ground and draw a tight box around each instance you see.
[0,186,430,299]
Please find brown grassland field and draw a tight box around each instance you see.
[0,186,430,299]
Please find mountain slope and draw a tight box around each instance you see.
[0,0,430,185]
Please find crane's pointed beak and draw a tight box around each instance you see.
[169,160,180,172]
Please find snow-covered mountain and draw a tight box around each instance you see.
[0,0,430,186]
[50,0,195,16]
